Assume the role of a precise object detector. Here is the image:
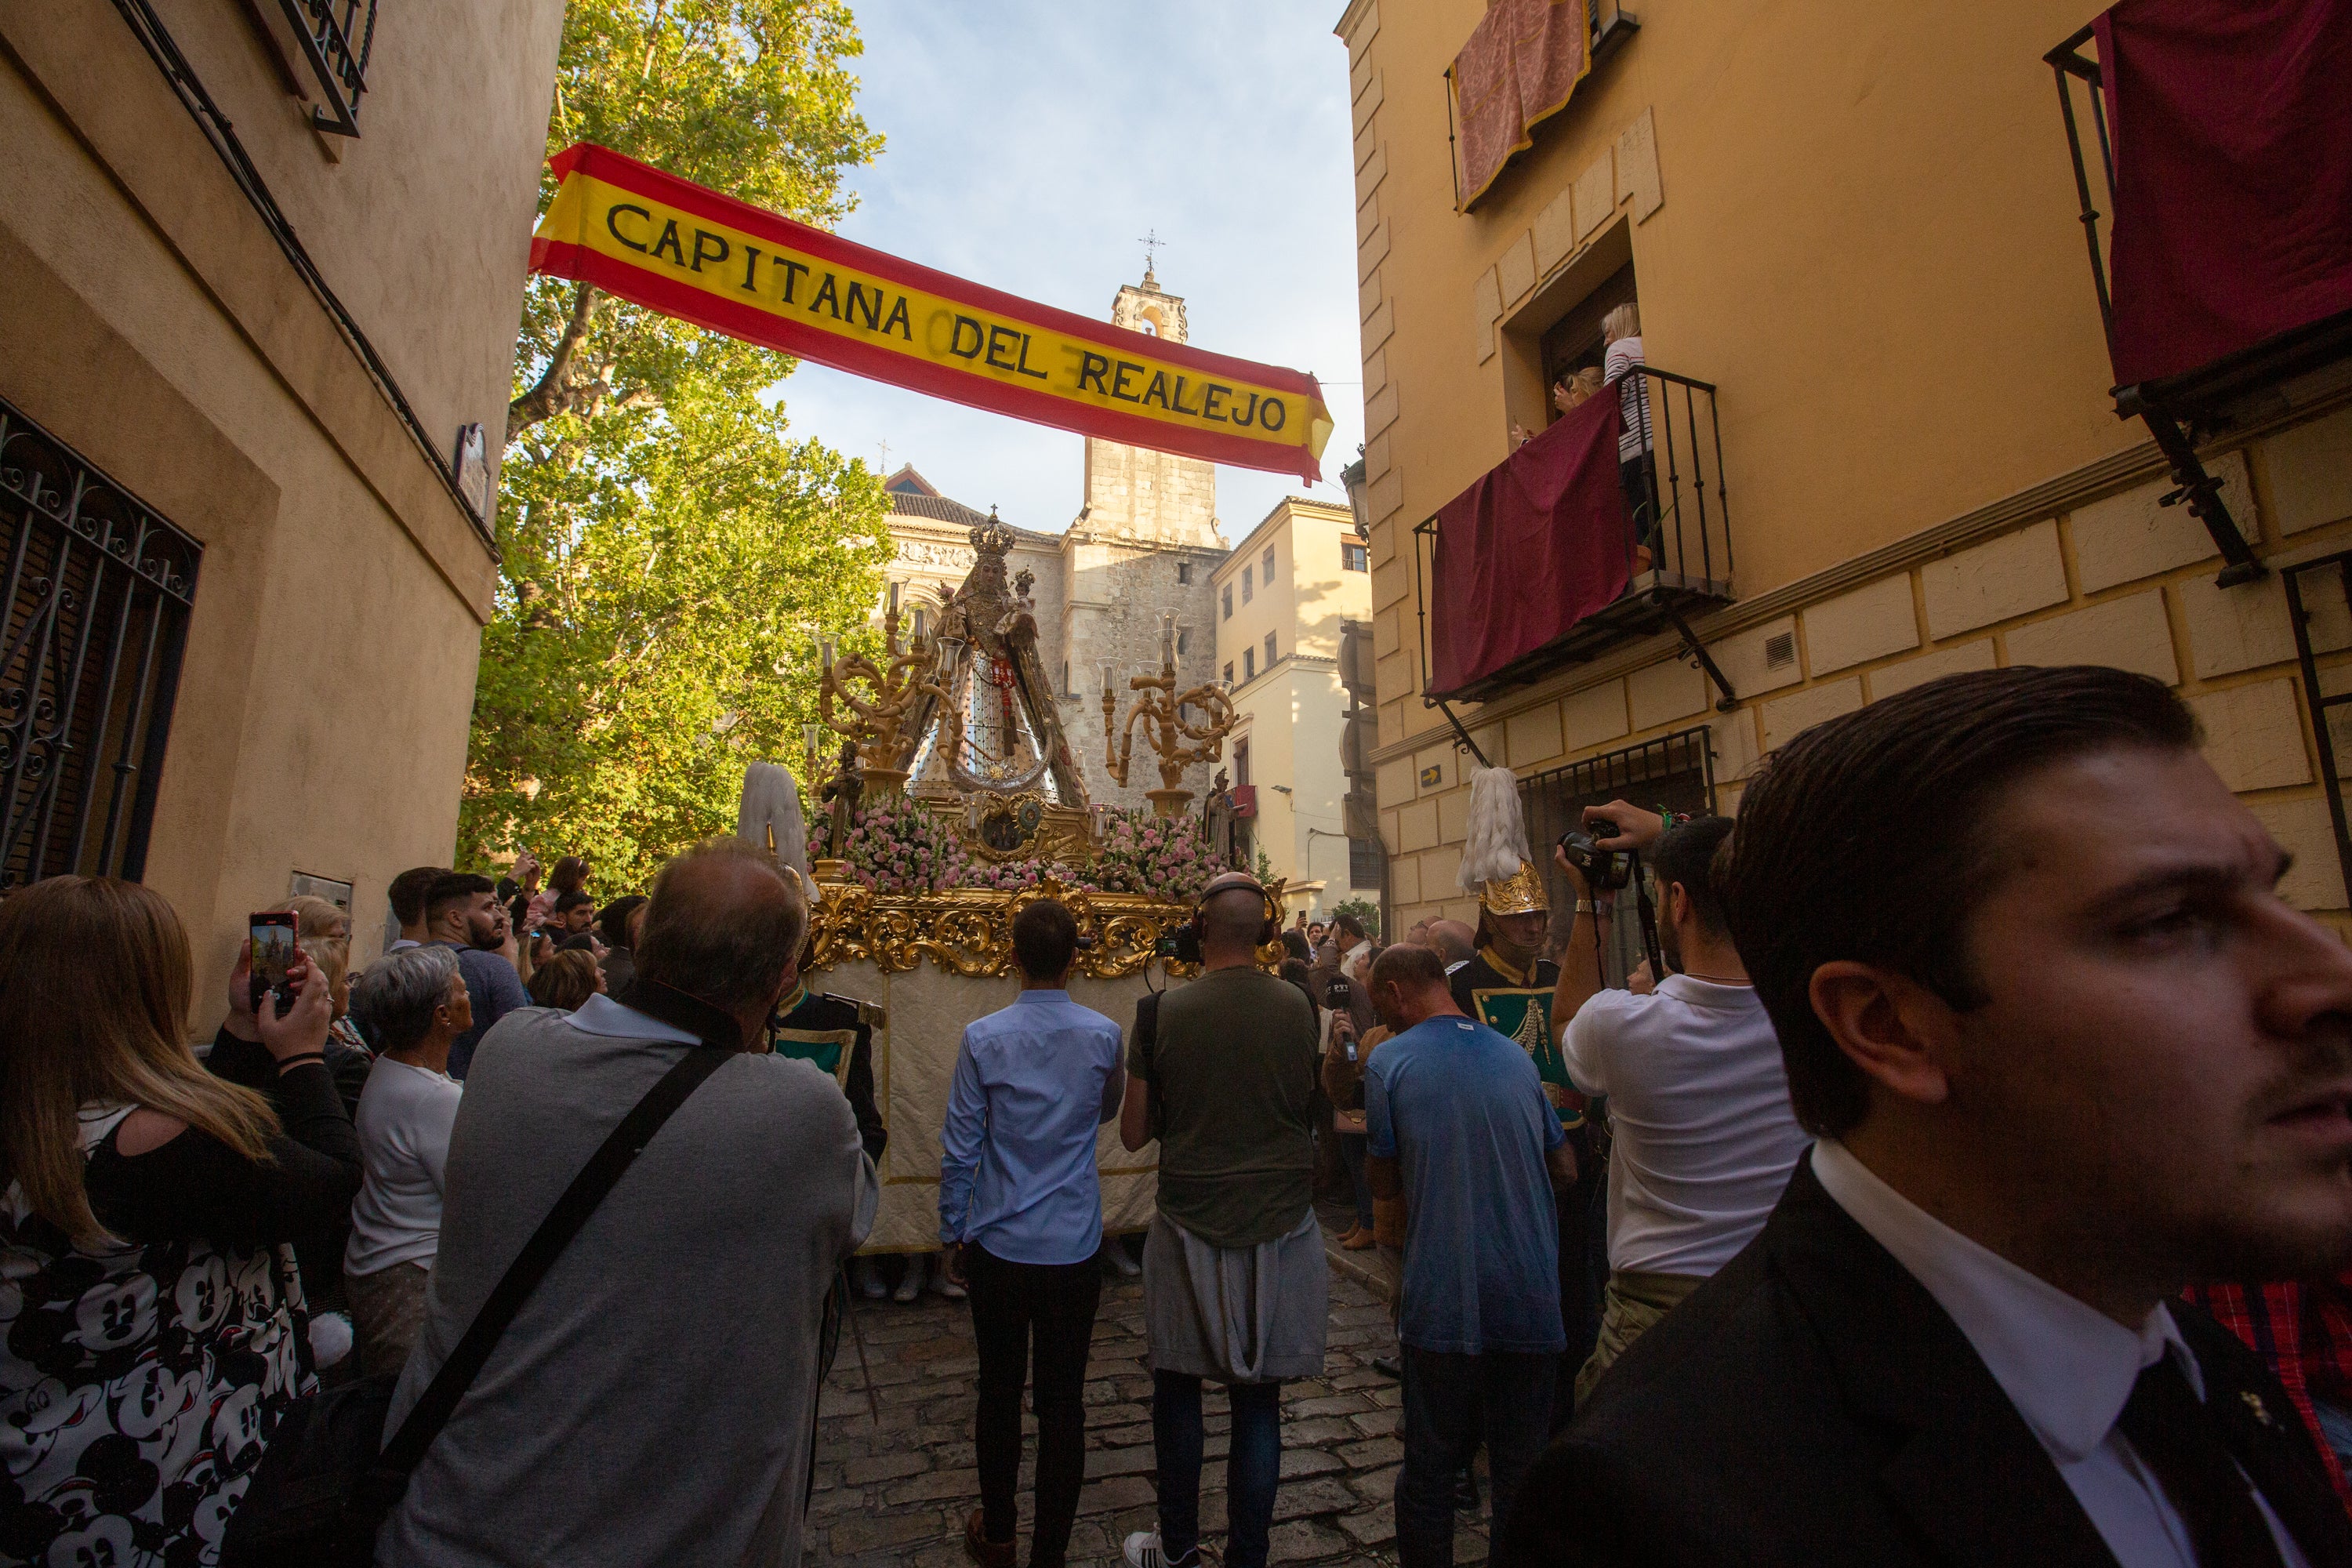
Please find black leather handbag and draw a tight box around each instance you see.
[223,992,735,1567]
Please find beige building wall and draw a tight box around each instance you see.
[1336,0,2352,931]
[0,1,563,1022]
[1214,497,1373,913]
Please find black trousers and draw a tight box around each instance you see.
[966,1243,1104,1567]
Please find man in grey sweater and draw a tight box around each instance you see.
[379,839,877,1568]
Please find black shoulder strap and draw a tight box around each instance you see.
[359,999,734,1495]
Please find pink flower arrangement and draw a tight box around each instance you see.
[838,800,1216,902]
[1088,808,1218,902]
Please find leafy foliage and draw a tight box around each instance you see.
[1331,895,1381,938]
[463,0,889,887]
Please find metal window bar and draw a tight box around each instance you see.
[1519,725,1715,984]
[2283,550,2352,905]
[2045,25,2116,343]
[276,0,379,137]
[0,395,201,891]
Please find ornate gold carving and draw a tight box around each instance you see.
[805,877,1195,979]
[818,594,931,790]
[1101,616,1236,815]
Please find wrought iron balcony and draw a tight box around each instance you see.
[1413,364,1733,710]
[2046,18,2352,586]
[275,0,378,137]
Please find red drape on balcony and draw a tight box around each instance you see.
[2095,0,2352,387]
[1450,0,1593,209]
[1428,393,1628,700]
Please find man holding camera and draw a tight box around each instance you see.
[1548,804,1809,1405]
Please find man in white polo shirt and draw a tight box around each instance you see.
[1548,806,1810,1406]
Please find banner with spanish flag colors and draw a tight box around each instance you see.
[529,144,1334,481]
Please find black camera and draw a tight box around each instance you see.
[1558,818,1632,891]
[1155,927,1203,964]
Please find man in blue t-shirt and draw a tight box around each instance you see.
[1364,942,1572,1567]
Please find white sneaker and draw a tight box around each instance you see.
[891,1261,923,1303]
[1122,1530,1196,1568]
[931,1256,966,1301]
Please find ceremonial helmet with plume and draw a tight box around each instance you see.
[737,762,815,895]
[1457,765,1548,916]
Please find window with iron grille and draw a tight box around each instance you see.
[1263,631,1276,669]
[1349,837,1380,888]
[0,396,201,891]
[1221,585,1232,619]
[1519,725,1715,984]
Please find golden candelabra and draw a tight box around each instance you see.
[817,583,931,796]
[1101,615,1236,816]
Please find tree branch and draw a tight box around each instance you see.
[506,284,601,444]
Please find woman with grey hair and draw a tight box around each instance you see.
[344,943,470,1377]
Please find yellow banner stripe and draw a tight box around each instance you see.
[539,174,1333,456]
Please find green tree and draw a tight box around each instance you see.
[465,0,891,887]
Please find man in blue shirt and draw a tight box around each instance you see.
[939,898,1126,1568]
[1365,942,1573,1568]
[423,873,531,1080]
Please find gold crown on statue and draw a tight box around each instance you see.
[1480,858,1550,916]
[969,510,1014,558]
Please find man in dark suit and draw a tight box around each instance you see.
[1504,666,2352,1566]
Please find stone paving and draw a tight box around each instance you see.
[803,1221,1492,1568]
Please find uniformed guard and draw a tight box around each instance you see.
[768,971,886,1167]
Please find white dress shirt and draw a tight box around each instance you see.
[1810,1139,2310,1568]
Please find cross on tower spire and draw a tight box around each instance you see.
[1138,229,1163,288]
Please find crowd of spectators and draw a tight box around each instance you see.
[6,664,2352,1568]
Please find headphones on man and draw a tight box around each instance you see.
[1166,871,1282,966]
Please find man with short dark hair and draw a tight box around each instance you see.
[1365,942,1573,1566]
[424,872,529,1080]
[387,865,446,951]
[1507,666,2352,1566]
[1548,809,1809,1401]
[552,887,596,936]
[383,838,875,1568]
[1120,873,1326,1568]
[940,898,1126,1568]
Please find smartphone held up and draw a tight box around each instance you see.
[249,911,299,1018]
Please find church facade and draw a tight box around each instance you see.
[878,270,1230,818]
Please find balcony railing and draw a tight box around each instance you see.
[1413,364,1735,710]
[275,0,378,137]
[2045,20,2352,586]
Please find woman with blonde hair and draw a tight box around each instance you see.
[1602,300,1655,562]
[0,877,360,1563]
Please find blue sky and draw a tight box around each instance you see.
[773,2,1367,539]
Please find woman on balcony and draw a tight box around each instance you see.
[1602,303,1656,564]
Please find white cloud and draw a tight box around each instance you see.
[773,0,1366,542]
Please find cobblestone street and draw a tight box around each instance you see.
[804,1220,1489,1568]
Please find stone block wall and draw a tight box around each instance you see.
[1058,534,1227,813]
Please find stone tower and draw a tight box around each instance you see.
[1058,269,1229,814]
[1078,270,1222,548]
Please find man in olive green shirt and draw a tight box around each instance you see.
[1118,872,1327,1568]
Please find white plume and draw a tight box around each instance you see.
[737,762,814,890]
[1457,765,1530,890]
